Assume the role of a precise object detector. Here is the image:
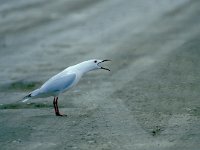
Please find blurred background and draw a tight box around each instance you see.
[0,0,200,150]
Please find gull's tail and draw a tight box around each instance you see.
[19,88,41,103]
[22,93,32,102]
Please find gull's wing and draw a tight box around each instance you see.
[40,73,76,93]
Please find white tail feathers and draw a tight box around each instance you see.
[21,88,41,102]
[21,93,32,102]
[22,98,30,102]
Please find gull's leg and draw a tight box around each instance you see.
[55,97,63,116]
[53,97,58,115]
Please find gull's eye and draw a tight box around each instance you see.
[94,60,97,63]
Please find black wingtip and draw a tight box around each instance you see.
[23,93,31,99]
[16,93,31,103]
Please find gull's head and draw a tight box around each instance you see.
[80,59,111,72]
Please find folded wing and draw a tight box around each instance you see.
[40,73,76,94]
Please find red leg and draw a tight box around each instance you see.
[53,97,63,116]
[53,97,58,115]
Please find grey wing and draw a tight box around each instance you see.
[40,73,76,93]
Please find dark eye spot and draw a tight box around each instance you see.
[94,60,97,63]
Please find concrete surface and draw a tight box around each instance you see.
[0,0,200,150]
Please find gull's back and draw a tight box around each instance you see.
[40,73,76,96]
[39,66,77,96]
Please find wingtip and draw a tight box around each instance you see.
[17,93,31,103]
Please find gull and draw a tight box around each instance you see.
[22,59,111,116]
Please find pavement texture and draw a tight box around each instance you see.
[0,0,200,150]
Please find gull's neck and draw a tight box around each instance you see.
[72,61,94,75]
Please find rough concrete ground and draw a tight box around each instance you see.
[0,0,200,150]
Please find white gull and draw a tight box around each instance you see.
[22,59,111,116]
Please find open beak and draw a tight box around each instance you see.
[98,59,111,71]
